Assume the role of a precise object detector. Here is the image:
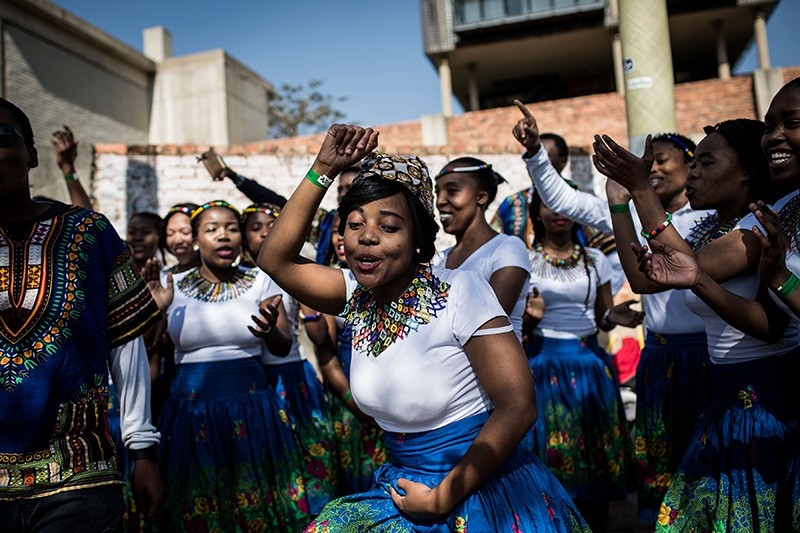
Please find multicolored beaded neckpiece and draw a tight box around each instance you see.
[687,213,742,251]
[342,265,449,359]
[530,243,593,283]
[177,267,258,302]
[780,193,800,253]
[534,243,581,268]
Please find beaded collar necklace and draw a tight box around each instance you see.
[177,267,257,302]
[780,193,800,253]
[342,265,449,359]
[687,213,741,251]
[534,243,581,268]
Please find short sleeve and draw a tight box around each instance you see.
[449,270,508,345]
[589,248,613,286]
[491,235,531,272]
[104,226,161,347]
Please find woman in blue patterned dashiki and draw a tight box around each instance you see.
[305,214,388,496]
[595,118,799,532]
[432,158,530,340]
[240,202,338,514]
[147,200,312,532]
[258,124,590,532]
[522,188,642,532]
[0,98,163,530]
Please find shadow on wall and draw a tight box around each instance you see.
[126,158,159,215]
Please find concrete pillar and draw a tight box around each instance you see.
[438,55,453,118]
[467,64,480,111]
[754,11,771,69]
[618,0,676,155]
[713,20,730,80]
[143,26,172,63]
[612,33,625,95]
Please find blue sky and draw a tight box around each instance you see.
[53,0,800,128]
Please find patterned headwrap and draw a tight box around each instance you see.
[358,151,435,218]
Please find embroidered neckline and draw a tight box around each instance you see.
[534,243,581,268]
[687,213,741,251]
[342,265,449,358]
[780,194,800,253]
[177,267,258,302]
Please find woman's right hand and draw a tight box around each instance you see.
[142,258,174,312]
[312,124,379,177]
[636,239,701,289]
[525,287,545,321]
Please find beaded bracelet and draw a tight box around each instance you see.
[342,390,353,404]
[609,203,630,213]
[776,273,800,298]
[641,212,673,241]
[305,168,334,189]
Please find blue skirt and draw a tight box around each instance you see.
[263,360,337,514]
[635,331,712,522]
[657,351,800,532]
[160,358,311,532]
[524,334,629,502]
[306,412,589,532]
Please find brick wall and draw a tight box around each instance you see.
[93,67,800,238]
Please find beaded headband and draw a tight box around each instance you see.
[358,151,434,218]
[664,134,694,159]
[167,205,194,217]
[190,200,239,221]
[242,204,281,219]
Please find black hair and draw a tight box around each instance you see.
[338,176,439,263]
[651,132,696,163]
[0,98,34,151]
[436,157,506,204]
[161,203,198,252]
[702,118,776,204]
[529,190,593,311]
[540,133,569,164]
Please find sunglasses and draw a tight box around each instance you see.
[0,125,24,147]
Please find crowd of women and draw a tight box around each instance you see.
[2,76,799,532]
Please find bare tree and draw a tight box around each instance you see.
[268,79,346,138]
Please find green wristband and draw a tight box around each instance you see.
[342,390,353,404]
[776,273,800,298]
[609,203,630,213]
[305,168,334,189]
[63,171,78,182]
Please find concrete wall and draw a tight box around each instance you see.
[0,0,154,203]
[224,55,271,145]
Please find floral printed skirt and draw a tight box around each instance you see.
[263,360,338,514]
[523,334,630,503]
[328,390,387,495]
[656,351,800,532]
[634,331,713,522]
[160,358,311,532]
[306,411,589,532]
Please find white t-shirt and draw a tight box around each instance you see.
[529,246,611,338]
[167,267,281,364]
[432,233,530,340]
[342,267,507,433]
[684,271,799,364]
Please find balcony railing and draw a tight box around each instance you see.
[453,0,605,29]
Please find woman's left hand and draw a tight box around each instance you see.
[249,295,283,337]
[606,299,644,328]
[592,134,654,194]
[390,478,448,521]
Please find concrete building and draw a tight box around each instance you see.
[0,0,273,202]
[421,0,780,115]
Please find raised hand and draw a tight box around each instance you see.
[525,287,545,321]
[635,240,701,289]
[511,99,541,155]
[312,124,379,177]
[142,258,173,312]
[51,125,78,174]
[749,201,791,285]
[606,299,644,328]
[249,294,283,338]
[592,134,654,194]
